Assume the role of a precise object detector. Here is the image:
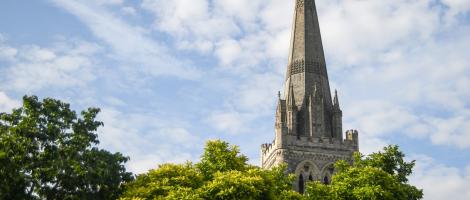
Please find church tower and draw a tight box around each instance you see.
[261,0,359,193]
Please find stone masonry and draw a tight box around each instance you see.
[260,0,359,193]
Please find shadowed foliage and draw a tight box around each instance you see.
[305,145,423,200]
[0,96,133,199]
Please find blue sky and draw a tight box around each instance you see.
[0,0,469,199]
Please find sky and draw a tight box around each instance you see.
[0,0,469,199]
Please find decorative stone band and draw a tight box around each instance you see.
[296,0,314,10]
[296,0,304,9]
[288,59,326,76]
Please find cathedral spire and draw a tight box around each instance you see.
[262,0,358,192]
[288,0,327,68]
[285,0,332,108]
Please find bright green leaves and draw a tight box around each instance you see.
[121,141,423,200]
[0,95,132,199]
[121,140,298,200]
[121,163,203,199]
[304,145,423,200]
[200,170,265,200]
[196,140,248,179]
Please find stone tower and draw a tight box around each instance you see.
[260,0,359,193]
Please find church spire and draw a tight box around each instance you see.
[288,0,327,69]
[285,0,332,108]
[261,0,359,192]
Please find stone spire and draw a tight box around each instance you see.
[261,0,359,193]
[285,0,332,108]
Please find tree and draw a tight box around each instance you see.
[121,140,302,200]
[304,145,423,200]
[0,96,133,199]
[196,140,248,179]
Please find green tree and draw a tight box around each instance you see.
[121,140,301,200]
[0,95,133,199]
[305,145,423,200]
[196,140,248,179]
[121,163,203,199]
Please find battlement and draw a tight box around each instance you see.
[261,130,359,168]
[261,140,277,157]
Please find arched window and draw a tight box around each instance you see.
[323,176,329,185]
[309,174,313,181]
[299,174,305,194]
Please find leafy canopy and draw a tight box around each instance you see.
[305,145,423,200]
[121,140,302,200]
[0,95,133,200]
[121,141,423,200]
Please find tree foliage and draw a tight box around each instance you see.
[121,140,302,200]
[0,96,133,199]
[121,142,423,200]
[305,145,423,200]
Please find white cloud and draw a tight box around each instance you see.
[206,111,247,135]
[0,91,20,113]
[121,6,137,16]
[0,40,99,92]
[141,0,290,73]
[410,155,470,200]
[142,0,240,41]
[20,45,57,62]
[0,36,18,61]
[0,46,18,61]
[95,0,123,6]
[426,111,470,148]
[97,107,201,174]
[50,0,202,80]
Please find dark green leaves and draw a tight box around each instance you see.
[305,145,423,200]
[0,95,132,199]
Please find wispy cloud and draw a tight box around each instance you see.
[97,107,202,173]
[0,91,20,113]
[410,154,470,200]
[0,39,100,92]
[49,0,202,80]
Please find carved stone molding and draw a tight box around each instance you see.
[288,59,325,76]
[296,0,304,9]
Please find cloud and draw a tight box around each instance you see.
[0,39,100,92]
[0,91,20,113]
[121,6,137,16]
[206,111,248,135]
[97,107,201,174]
[425,111,470,148]
[0,36,18,61]
[49,0,202,80]
[0,46,18,62]
[141,0,291,72]
[320,0,470,150]
[410,155,470,200]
